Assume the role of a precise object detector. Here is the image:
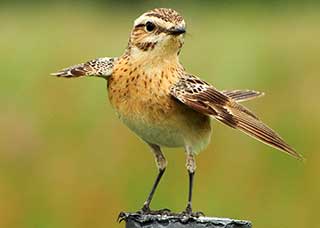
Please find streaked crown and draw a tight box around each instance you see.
[128,8,186,57]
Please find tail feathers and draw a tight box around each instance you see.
[222,89,264,102]
[216,104,304,160]
[170,75,302,160]
[219,90,304,159]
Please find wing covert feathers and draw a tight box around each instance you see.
[170,75,303,160]
[51,57,118,78]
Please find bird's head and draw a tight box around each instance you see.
[128,8,186,60]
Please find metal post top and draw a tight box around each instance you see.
[119,212,252,228]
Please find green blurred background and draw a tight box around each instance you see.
[0,1,319,228]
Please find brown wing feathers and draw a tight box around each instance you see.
[171,75,302,160]
[51,57,117,78]
[222,89,264,102]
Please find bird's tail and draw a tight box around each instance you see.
[214,101,304,160]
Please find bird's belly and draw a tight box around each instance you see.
[120,116,185,147]
[116,100,212,152]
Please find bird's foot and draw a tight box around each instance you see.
[188,211,205,217]
[137,205,171,215]
[139,204,151,214]
[180,205,205,218]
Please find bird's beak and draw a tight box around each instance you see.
[167,27,186,36]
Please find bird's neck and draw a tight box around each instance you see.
[122,46,182,77]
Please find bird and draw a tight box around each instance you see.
[52,8,303,216]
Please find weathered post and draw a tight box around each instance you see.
[119,212,252,228]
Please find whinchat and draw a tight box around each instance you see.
[52,8,302,215]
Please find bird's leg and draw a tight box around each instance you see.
[181,148,204,217]
[184,152,196,214]
[141,143,168,214]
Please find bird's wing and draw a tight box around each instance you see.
[170,74,302,160]
[222,89,264,102]
[51,57,118,79]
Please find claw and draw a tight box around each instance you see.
[117,211,127,223]
[191,211,205,217]
[154,208,171,215]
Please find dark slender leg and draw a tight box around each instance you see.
[142,168,166,212]
[185,170,195,213]
[184,150,196,214]
[141,143,167,212]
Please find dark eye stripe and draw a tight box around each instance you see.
[134,23,167,35]
[134,24,145,28]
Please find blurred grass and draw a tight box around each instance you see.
[0,2,319,228]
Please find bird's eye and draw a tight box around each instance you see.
[145,21,155,32]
